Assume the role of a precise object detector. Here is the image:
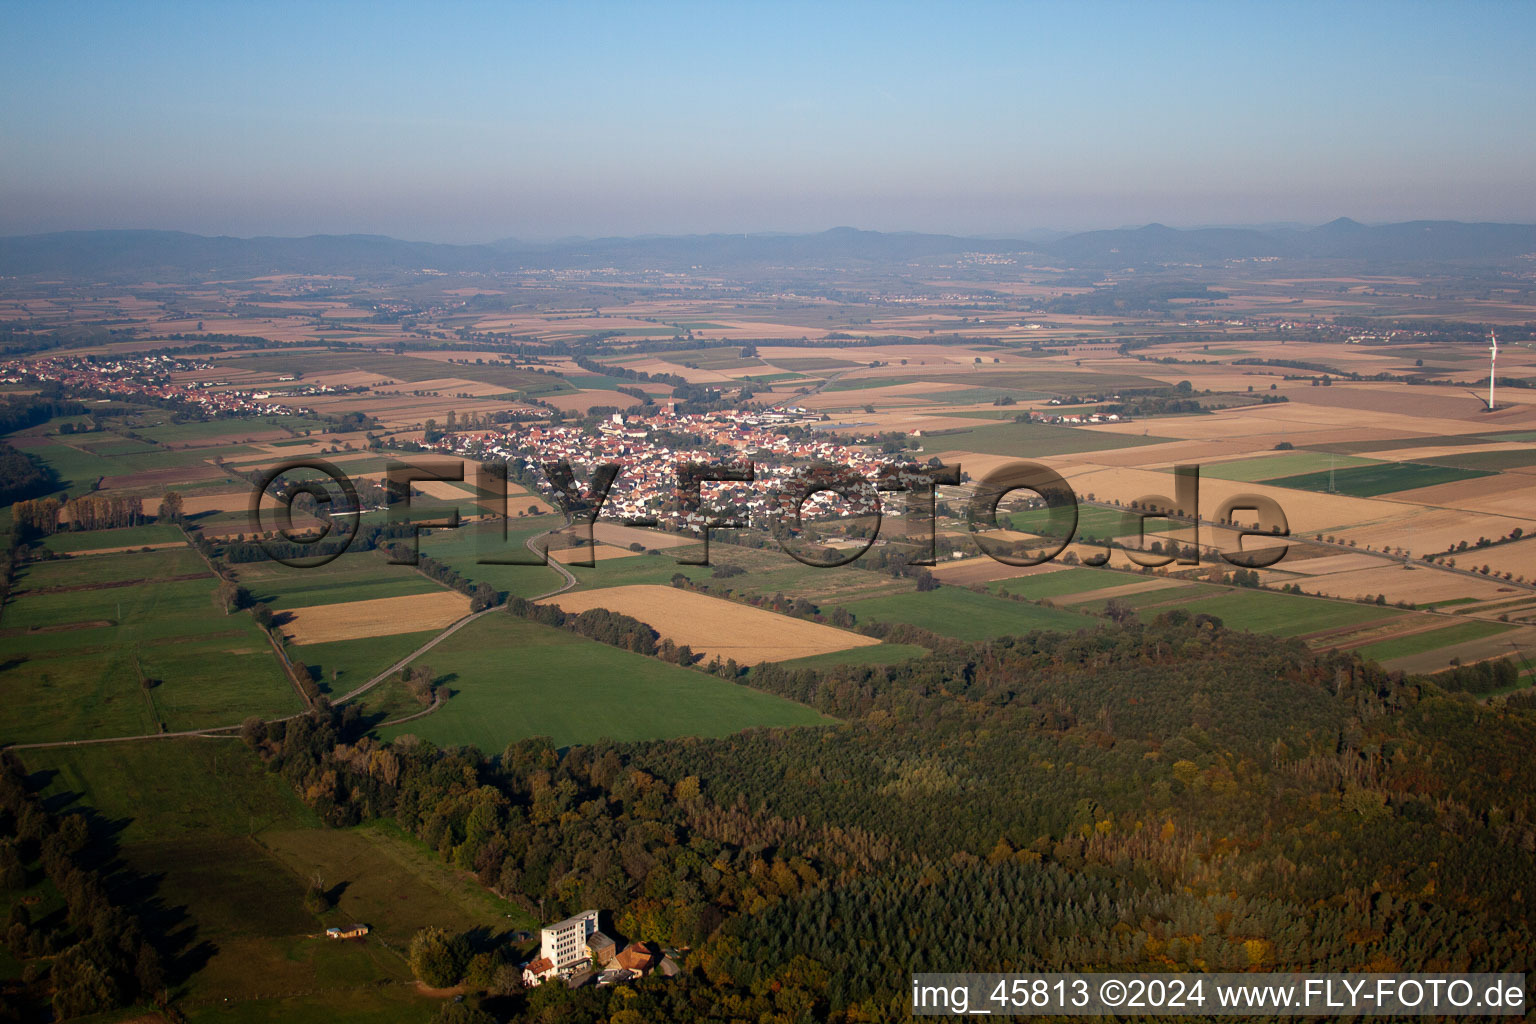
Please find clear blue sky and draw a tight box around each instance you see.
[3,1,1534,241]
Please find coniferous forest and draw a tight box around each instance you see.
[230,613,1534,1022]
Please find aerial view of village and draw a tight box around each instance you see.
[2,4,1533,1023]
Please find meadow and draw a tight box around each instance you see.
[1198,451,1382,482]
[989,566,1155,601]
[224,350,573,396]
[21,740,525,1023]
[416,518,573,599]
[238,550,447,610]
[1264,461,1494,497]
[838,585,1104,641]
[41,521,185,552]
[15,435,252,493]
[2,546,301,743]
[376,614,833,750]
[773,642,930,671]
[1164,588,1404,637]
[1354,619,1513,663]
[293,630,441,700]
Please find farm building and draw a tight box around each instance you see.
[587,930,617,966]
[324,924,369,940]
[615,942,658,975]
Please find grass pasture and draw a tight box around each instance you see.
[1263,461,1494,497]
[773,642,929,671]
[1174,588,1405,638]
[377,614,832,750]
[12,544,206,590]
[21,741,515,1023]
[1354,619,1513,663]
[839,585,1103,641]
[989,566,1149,601]
[415,519,571,599]
[292,630,440,700]
[14,435,249,494]
[1420,449,1536,472]
[236,550,445,610]
[1,547,301,743]
[1198,451,1382,483]
[41,522,186,552]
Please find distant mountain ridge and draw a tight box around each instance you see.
[2,219,1534,279]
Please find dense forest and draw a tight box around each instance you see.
[231,612,1535,1022]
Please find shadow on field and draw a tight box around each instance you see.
[27,768,214,986]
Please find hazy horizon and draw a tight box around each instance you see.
[4,1,1535,242]
[9,216,1536,250]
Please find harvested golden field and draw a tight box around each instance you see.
[1080,401,1491,443]
[178,490,252,515]
[548,544,639,564]
[539,584,879,664]
[545,389,645,413]
[1387,475,1536,518]
[411,479,478,501]
[1330,506,1527,561]
[592,523,695,549]
[1281,552,1394,576]
[281,592,472,644]
[1294,564,1516,604]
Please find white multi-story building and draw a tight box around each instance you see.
[541,909,600,971]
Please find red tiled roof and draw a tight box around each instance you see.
[615,943,657,972]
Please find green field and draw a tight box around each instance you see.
[990,566,1152,601]
[919,420,1172,457]
[1199,451,1382,483]
[416,518,575,599]
[24,738,319,843]
[1171,589,1405,637]
[1355,619,1513,662]
[134,416,309,445]
[768,357,861,371]
[838,586,1103,641]
[1421,449,1536,472]
[225,350,572,395]
[41,522,186,552]
[237,550,447,610]
[649,346,765,370]
[11,435,251,493]
[773,642,930,672]
[377,614,832,749]
[2,548,301,743]
[912,386,1052,405]
[1075,580,1207,611]
[920,369,1166,391]
[1006,505,1179,540]
[13,544,206,590]
[22,741,522,1022]
[293,629,440,700]
[1264,461,1494,496]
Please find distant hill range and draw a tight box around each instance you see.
[2,219,1534,279]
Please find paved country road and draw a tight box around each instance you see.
[4,529,578,751]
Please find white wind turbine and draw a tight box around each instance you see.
[1488,330,1499,411]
